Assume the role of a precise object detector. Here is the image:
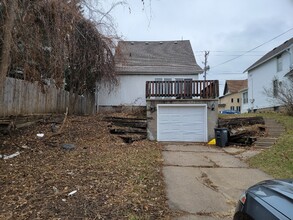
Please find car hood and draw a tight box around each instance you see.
[248,179,293,219]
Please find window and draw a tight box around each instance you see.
[184,79,192,98]
[164,78,172,95]
[155,78,163,96]
[243,92,248,104]
[231,98,234,103]
[236,106,241,112]
[175,78,192,97]
[277,55,283,72]
[237,98,240,103]
[230,106,235,110]
[175,78,183,95]
[273,79,279,97]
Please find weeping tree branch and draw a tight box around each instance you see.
[0,0,122,114]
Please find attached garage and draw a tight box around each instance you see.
[157,104,208,142]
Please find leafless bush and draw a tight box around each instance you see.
[264,76,293,116]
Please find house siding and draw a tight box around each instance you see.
[248,50,291,110]
[218,93,242,113]
[97,73,199,107]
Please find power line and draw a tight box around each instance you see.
[210,54,264,57]
[210,27,293,69]
[194,50,267,53]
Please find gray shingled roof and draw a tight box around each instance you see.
[115,40,203,74]
[245,37,293,72]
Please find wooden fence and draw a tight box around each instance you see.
[146,80,219,99]
[0,77,95,117]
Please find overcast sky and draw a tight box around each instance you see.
[100,0,293,94]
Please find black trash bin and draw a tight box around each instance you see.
[214,128,229,147]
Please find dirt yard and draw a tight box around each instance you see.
[0,114,172,219]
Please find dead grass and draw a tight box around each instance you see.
[0,115,172,219]
[248,113,293,178]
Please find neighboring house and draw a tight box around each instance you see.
[218,80,248,113]
[245,37,293,111]
[97,40,203,110]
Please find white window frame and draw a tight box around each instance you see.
[243,91,248,104]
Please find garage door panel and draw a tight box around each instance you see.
[157,105,207,142]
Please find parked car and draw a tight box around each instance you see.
[233,179,293,220]
[220,110,240,114]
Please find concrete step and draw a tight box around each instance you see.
[251,117,286,149]
[257,137,277,140]
[254,145,273,148]
[267,128,286,132]
[268,133,284,137]
[255,142,276,146]
[267,126,285,129]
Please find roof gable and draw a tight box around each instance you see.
[115,40,203,74]
[245,37,293,72]
[223,80,248,95]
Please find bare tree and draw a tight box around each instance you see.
[264,76,293,116]
[0,1,17,97]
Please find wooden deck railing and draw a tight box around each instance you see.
[146,80,219,99]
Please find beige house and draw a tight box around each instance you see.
[218,80,248,113]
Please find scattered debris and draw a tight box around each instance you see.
[37,133,44,138]
[229,131,257,146]
[118,134,147,144]
[68,190,77,196]
[52,186,59,194]
[0,120,15,136]
[2,151,20,160]
[21,145,29,149]
[51,123,59,132]
[0,114,172,219]
[218,117,267,147]
[62,143,76,150]
[218,116,265,129]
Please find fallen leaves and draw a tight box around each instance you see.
[0,114,172,219]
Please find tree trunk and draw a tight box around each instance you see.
[0,1,17,97]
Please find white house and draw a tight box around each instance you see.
[97,40,203,111]
[245,37,293,111]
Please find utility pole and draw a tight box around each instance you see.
[203,51,210,81]
[202,51,210,97]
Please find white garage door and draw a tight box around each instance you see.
[157,104,207,142]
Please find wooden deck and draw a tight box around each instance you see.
[146,80,219,99]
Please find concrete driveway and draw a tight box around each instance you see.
[162,144,271,220]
